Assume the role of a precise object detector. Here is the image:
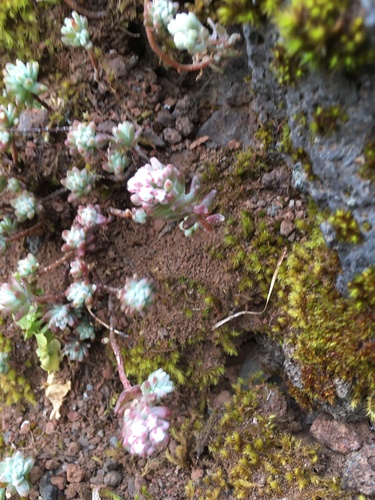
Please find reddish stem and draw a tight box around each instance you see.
[7,222,44,242]
[38,251,74,275]
[62,0,106,19]
[109,329,132,391]
[145,26,212,73]
[88,49,100,82]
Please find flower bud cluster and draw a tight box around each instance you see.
[0,451,34,498]
[3,60,48,106]
[115,369,174,456]
[61,11,93,51]
[127,157,224,232]
[63,334,90,362]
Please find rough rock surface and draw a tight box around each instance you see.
[243,22,375,295]
[310,413,362,454]
[342,444,375,495]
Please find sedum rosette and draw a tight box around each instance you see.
[61,11,93,51]
[3,60,47,106]
[127,157,224,231]
[0,451,34,498]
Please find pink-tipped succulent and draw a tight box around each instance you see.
[127,157,224,232]
[115,368,174,457]
[117,276,154,314]
[65,121,109,158]
[0,276,34,318]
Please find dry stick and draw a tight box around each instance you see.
[86,306,128,338]
[145,26,212,73]
[212,247,288,330]
[62,0,106,19]
[33,95,53,113]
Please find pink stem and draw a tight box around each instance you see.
[62,0,106,19]
[38,251,74,275]
[7,222,44,242]
[109,329,132,391]
[145,25,212,73]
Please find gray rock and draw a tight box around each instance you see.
[342,444,375,495]
[39,472,59,500]
[104,470,123,487]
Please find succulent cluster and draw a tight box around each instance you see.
[115,369,174,456]
[144,0,240,69]
[127,157,224,231]
[0,451,34,498]
[3,60,47,106]
[61,11,93,51]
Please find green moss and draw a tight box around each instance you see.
[348,266,375,312]
[274,0,375,72]
[218,0,281,25]
[359,139,375,182]
[0,0,59,62]
[276,216,375,410]
[187,380,347,499]
[309,105,348,137]
[328,209,363,244]
[0,334,35,407]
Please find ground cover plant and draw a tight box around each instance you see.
[0,0,374,498]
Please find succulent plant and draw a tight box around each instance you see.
[43,304,78,332]
[0,216,18,236]
[119,393,172,456]
[0,103,19,129]
[168,12,210,54]
[63,335,90,362]
[144,0,179,34]
[0,451,34,498]
[17,253,39,279]
[65,280,96,308]
[127,157,224,231]
[61,223,87,255]
[0,276,34,318]
[3,60,48,106]
[10,190,41,222]
[65,121,109,158]
[7,177,21,193]
[61,11,93,51]
[75,318,95,341]
[0,131,12,152]
[141,368,175,399]
[69,258,89,280]
[103,151,130,180]
[117,276,155,314]
[111,121,138,149]
[75,204,108,229]
[61,167,97,202]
